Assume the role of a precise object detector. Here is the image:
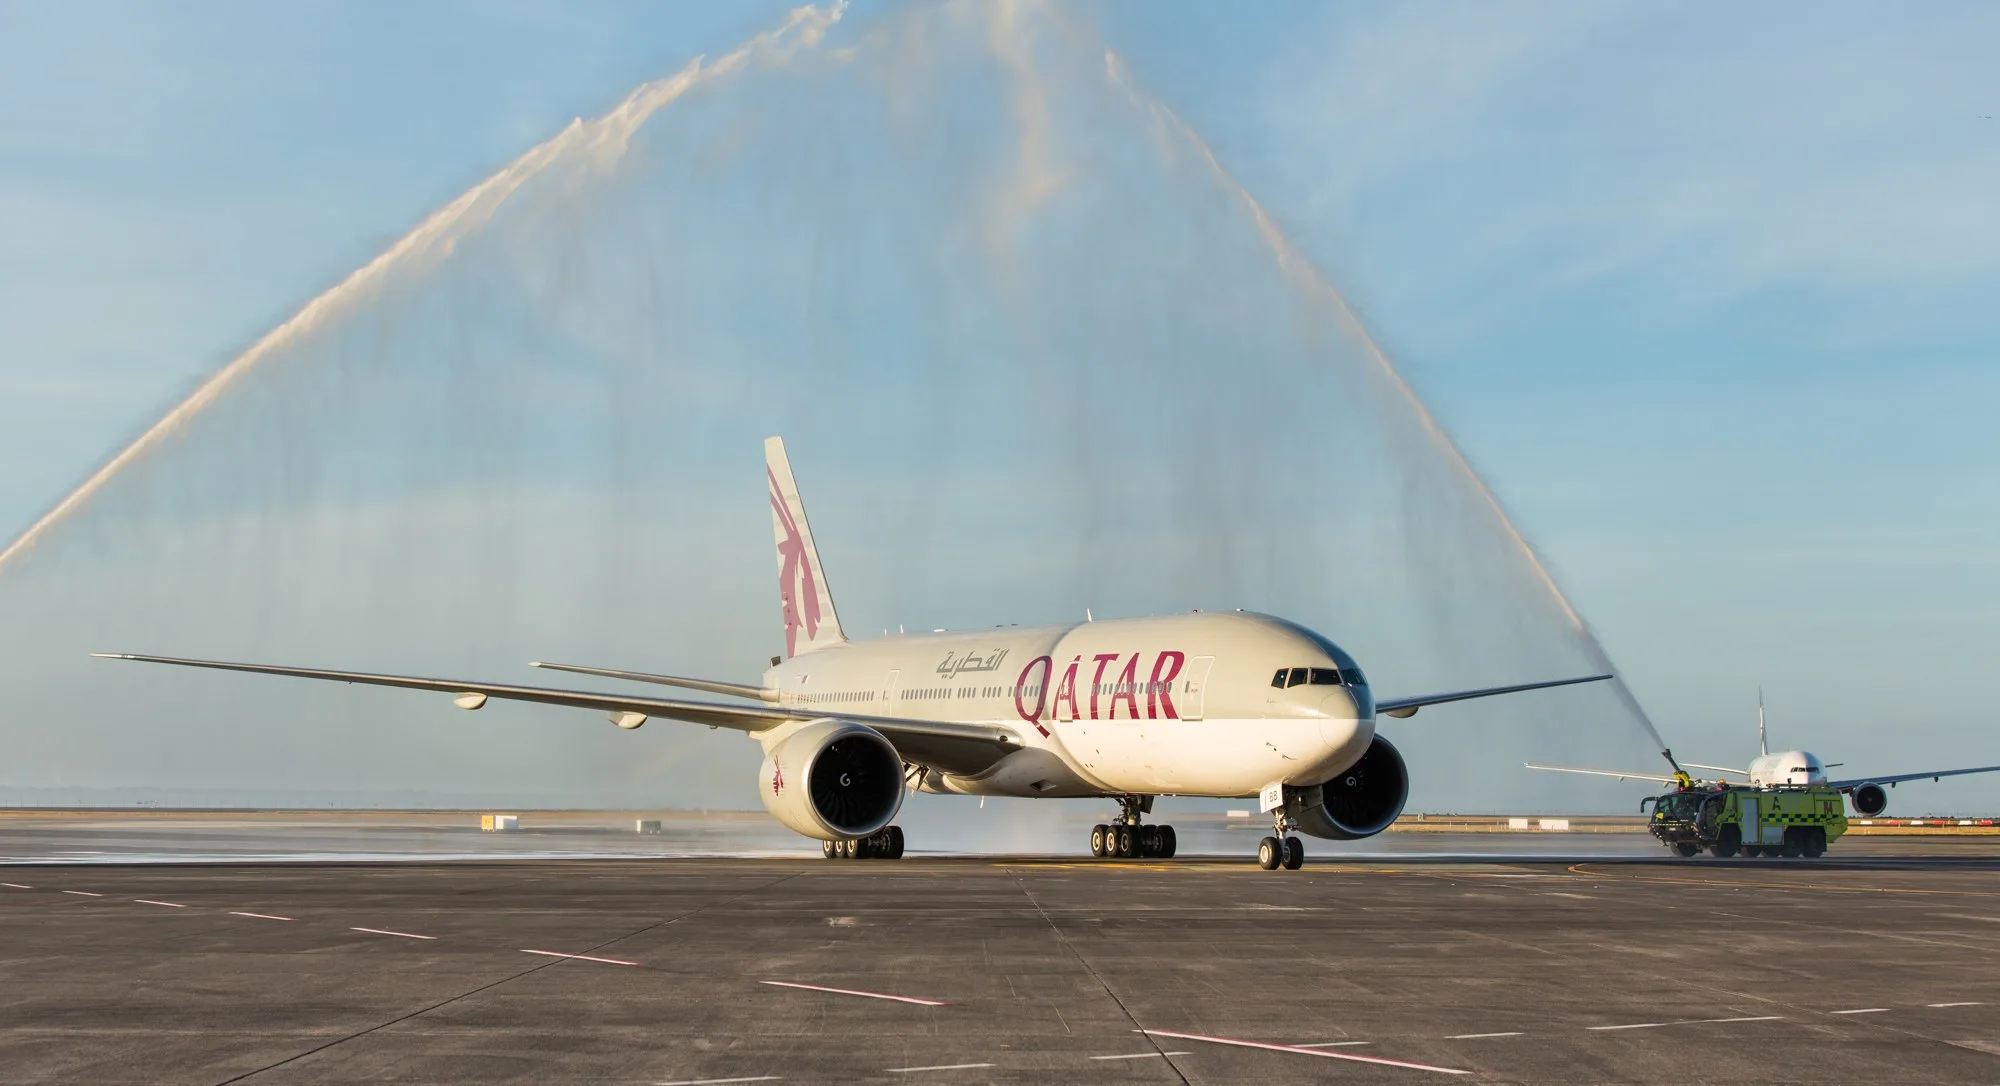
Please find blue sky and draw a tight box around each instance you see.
[1,2,1996,813]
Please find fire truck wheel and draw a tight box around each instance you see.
[1781,829,1805,858]
[1803,828,1826,858]
[1711,824,1741,858]
[1742,845,1762,858]
[1672,842,1700,858]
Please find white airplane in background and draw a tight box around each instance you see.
[100,438,1610,870]
[1528,694,2000,817]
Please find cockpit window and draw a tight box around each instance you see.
[1277,665,1368,689]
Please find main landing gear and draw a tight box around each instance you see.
[1090,795,1177,859]
[822,825,904,860]
[1257,809,1305,870]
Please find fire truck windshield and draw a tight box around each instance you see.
[1654,792,1705,821]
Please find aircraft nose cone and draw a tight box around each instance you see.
[1318,689,1359,721]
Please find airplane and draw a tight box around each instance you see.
[97,437,1612,870]
[1527,693,2000,817]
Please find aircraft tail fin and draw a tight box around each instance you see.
[765,436,846,659]
[1758,688,1768,756]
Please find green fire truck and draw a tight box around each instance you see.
[1642,778,1847,858]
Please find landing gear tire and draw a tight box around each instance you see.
[1115,826,1136,859]
[1257,836,1282,870]
[1673,841,1700,858]
[1090,824,1110,858]
[822,840,838,859]
[886,825,906,860]
[1803,828,1825,859]
[1141,825,1162,857]
[1158,825,1177,859]
[1281,836,1304,870]
[837,839,856,859]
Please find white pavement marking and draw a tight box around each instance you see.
[522,949,640,966]
[653,1078,783,1085]
[60,891,101,897]
[1449,1033,1524,1039]
[350,927,436,940]
[1588,1016,1783,1031]
[1929,1002,1983,1008]
[1831,1008,1889,1015]
[886,1065,994,1074]
[1,883,31,889]
[758,980,951,1007]
[229,912,294,921]
[1140,1030,1471,1075]
[1296,1041,1373,1047]
[1089,1052,1193,1061]
[134,900,186,908]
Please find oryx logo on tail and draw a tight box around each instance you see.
[765,436,846,659]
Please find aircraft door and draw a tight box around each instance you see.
[1181,655,1216,721]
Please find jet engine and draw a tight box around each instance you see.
[1294,734,1408,841]
[1849,782,1888,818]
[757,720,905,841]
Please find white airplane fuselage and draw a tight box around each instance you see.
[761,610,1374,800]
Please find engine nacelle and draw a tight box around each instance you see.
[1293,734,1409,841]
[758,720,905,841]
[1849,782,1888,818]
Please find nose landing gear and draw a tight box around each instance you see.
[1257,809,1305,870]
[1089,795,1177,859]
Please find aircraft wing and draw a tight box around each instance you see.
[527,661,777,703]
[1376,674,1612,718]
[93,653,1019,776]
[1524,762,1680,785]
[1826,765,2000,790]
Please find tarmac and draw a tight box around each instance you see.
[3,825,1999,1083]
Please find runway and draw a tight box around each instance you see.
[5,842,2000,1083]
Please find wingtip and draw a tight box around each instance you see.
[90,652,129,660]
[527,661,546,668]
